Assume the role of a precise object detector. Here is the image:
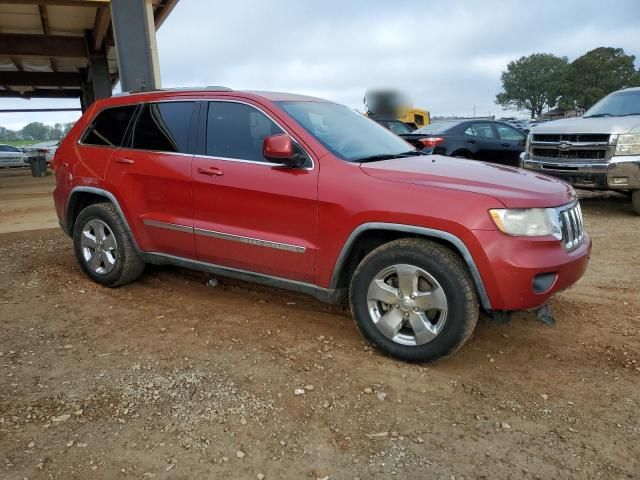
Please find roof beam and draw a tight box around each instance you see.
[0,33,86,58]
[9,57,24,71]
[154,0,178,28]
[0,1,110,6]
[38,4,50,35]
[0,89,81,98]
[37,4,58,72]
[0,71,82,87]
[92,6,111,50]
[0,0,161,6]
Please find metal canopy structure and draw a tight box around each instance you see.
[0,0,178,109]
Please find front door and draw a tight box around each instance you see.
[495,123,527,166]
[104,101,198,258]
[192,100,318,283]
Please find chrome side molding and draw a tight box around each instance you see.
[193,227,306,253]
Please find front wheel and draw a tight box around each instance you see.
[632,190,640,216]
[349,238,479,362]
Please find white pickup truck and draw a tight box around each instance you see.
[521,87,640,215]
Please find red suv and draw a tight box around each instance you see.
[53,88,591,362]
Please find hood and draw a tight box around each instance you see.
[360,155,576,208]
[531,115,640,134]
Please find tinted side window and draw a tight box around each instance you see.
[205,102,283,162]
[496,124,525,141]
[132,102,194,153]
[465,123,495,138]
[81,105,136,147]
[387,121,412,135]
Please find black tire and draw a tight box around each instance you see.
[73,202,145,287]
[632,190,640,216]
[349,238,478,362]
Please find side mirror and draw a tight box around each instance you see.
[263,134,305,168]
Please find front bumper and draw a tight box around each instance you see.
[520,153,640,190]
[465,229,592,311]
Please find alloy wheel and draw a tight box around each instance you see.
[80,219,118,275]
[366,264,448,346]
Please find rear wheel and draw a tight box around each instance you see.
[73,203,145,287]
[632,190,640,215]
[349,238,479,362]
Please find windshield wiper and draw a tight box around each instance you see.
[618,112,640,117]
[584,113,613,118]
[355,150,421,163]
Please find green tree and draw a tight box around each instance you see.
[20,122,49,140]
[559,47,640,111]
[496,53,568,118]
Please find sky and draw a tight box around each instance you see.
[2,0,640,130]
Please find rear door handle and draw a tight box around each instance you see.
[114,158,135,164]
[197,166,224,176]
[501,143,510,147]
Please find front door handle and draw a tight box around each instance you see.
[114,158,135,164]
[197,166,224,176]
[466,139,476,144]
[501,143,510,147]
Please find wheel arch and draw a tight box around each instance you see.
[330,223,491,310]
[451,148,473,158]
[66,187,140,250]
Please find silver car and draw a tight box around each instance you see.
[0,144,28,167]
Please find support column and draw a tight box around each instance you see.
[79,68,94,112]
[110,0,161,92]
[89,50,111,100]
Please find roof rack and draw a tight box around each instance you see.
[114,86,232,96]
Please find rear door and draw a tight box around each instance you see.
[463,122,502,161]
[495,123,526,166]
[104,100,198,258]
[191,99,318,283]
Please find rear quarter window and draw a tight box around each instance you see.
[81,105,137,147]
[131,102,195,153]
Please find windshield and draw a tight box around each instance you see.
[583,90,640,117]
[414,121,462,134]
[278,101,415,161]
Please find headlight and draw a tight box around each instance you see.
[489,208,562,238]
[615,134,640,156]
[525,133,532,152]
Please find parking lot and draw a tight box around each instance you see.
[0,169,639,479]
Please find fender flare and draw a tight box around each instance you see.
[329,222,492,310]
[66,186,140,251]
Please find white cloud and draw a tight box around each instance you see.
[2,0,639,130]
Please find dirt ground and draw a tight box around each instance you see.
[1,169,639,480]
[0,168,58,234]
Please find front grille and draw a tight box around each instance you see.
[558,203,584,250]
[532,148,607,160]
[532,134,610,143]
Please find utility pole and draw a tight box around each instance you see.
[473,105,476,118]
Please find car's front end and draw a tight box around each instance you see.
[521,131,640,191]
[520,88,640,199]
[358,152,592,317]
[466,200,591,312]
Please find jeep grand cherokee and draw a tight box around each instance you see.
[52,88,591,362]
